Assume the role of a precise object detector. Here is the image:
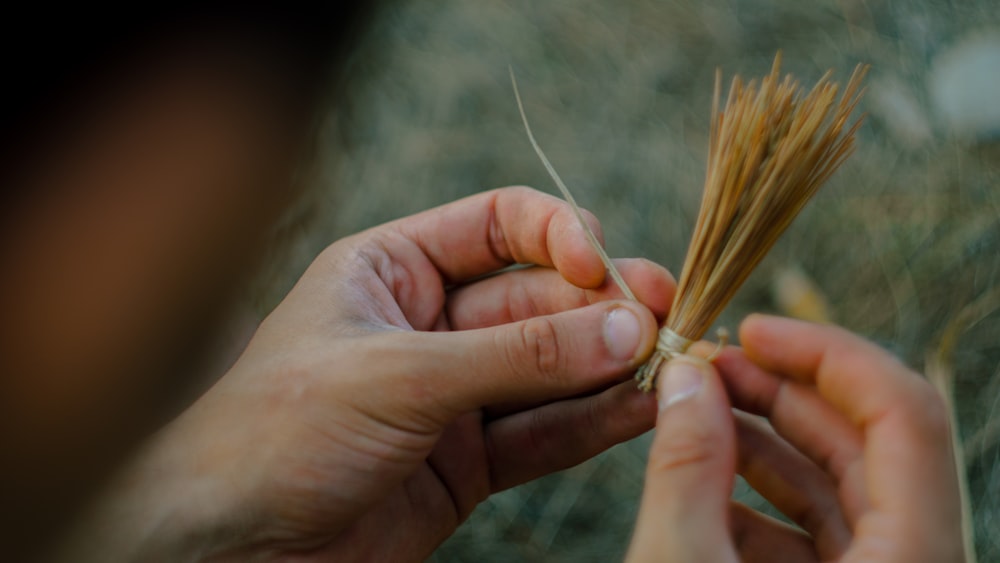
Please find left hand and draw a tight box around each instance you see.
[626,315,964,563]
[70,186,675,561]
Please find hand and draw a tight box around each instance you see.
[627,315,964,562]
[62,186,675,561]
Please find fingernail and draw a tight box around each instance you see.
[657,360,704,411]
[604,307,642,362]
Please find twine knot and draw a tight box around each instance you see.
[635,328,693,392]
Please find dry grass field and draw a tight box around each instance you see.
[258,0,1000,559]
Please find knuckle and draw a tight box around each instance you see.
[488,186,541,263]
[583,397,606,438]
[524,408,556,453]
[505,277,540,321]
[514,316,566,382]
[648,431,722,474]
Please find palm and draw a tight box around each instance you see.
[218,242,486,555]
[303,412,491,560]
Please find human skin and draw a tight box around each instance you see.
[4,18,963,561]
[4,25,675,558]
[626,315,964,563]
[54,187,677,561]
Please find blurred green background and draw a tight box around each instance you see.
[259,0,1000,560]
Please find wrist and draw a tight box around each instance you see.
[50,407,248,562]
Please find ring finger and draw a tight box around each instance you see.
[734,412,852,560]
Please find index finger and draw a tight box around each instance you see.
[393,186,607,288]
[739,314,940,433]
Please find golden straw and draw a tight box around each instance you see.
[636,54,868,390]
[511,53,868,392]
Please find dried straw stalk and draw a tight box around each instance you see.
[511,53,868,392]
[636,54,868,389]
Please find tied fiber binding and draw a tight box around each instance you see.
[635,329,693,392]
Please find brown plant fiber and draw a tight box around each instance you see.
[513,53,867,392]
[635,53,868,390]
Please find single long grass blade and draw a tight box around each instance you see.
[510,67,637,302]
[926,286,1000,563]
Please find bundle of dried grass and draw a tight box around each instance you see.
[635,54,868,389]
[512,53,868,392]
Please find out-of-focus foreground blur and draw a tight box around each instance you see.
[256,0,1000,560]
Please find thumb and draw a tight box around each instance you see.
[398,300,659,415]
[627,357,738,563]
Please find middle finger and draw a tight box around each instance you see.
[443,258,674,331]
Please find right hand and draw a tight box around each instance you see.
[58,186,673,562]
[627,314,965,562]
